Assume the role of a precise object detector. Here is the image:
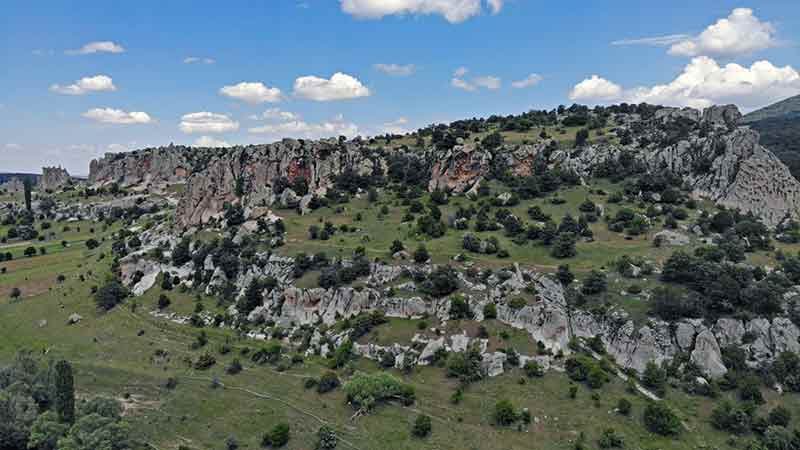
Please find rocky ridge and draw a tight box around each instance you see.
[89,105,800,228]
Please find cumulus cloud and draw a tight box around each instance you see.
[249,108,301,121]
[569,57,800,110]
[473,76,501,90]
[293,73,371,101]
[341,0,503,23]
[82,108,152,124]
[454,66,469,77]
[184,56,216,64]
[220,82,283,104]
[249,114,359,139]
[568,75,623,101]
[512,73,544,89]
[4,143,23,150]
[374,63,416,76]
[179,112,239,134]
[486,0,503,14]
[669,8,776,57]
[193,136,231,148]
[382,117,410,134]
[66,41,125,55]
[612,8,778,58]
[50,75,116,95]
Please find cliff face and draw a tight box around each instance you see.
[39,166,70,191]
[89,146,194,186]
[88,105,800,228]
[175,139,382,226]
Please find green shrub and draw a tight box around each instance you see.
[493,399,517,426]
[342,372,415,411]
[643,402,681,436]
[411,414,432,438]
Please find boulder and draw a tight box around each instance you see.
[690,329,727,378]
[654,230,690,246]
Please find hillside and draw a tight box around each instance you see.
[743,95,800,179]
[4,102,800,450]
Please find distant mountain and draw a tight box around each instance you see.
[0,173,39,184]
[743,95,800,179]
[742,95,800,123]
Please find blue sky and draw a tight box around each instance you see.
[1,0,799,175]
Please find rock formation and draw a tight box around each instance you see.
[39,166,70,191]
[88,104,800,228]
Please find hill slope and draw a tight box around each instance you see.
[743,95,800,179]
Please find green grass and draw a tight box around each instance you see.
[2,180,798,449]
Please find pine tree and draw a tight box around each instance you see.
[54,359,75,423]
[23,178,32,211]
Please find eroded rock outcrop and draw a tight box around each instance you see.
[40,167,71,191]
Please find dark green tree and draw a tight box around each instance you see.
[54,359,75,424]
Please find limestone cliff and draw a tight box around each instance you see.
[39,166,70,191]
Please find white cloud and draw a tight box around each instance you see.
[669,8,776,57]
[569,57,800,110]
[474,75,501,90]
[451,68,502,91]
[184,56,216,64]
[613,8,777,58]
[374,63,416,76]
[611,34,692,47]
[486,0,503,14]
[249,115,359,139]
[293,73,371,101]
[341,0,486,23]
[82,108,152,124]
[193,136,231,148]
[4,143,23,150]
[220,82,283,104]
[249,108,301,121]
[512,73,543,89]
[179,112,239,134]
[50,75,116,95]
[66,41,125,55]
[382,117,411,134]
[568,75,623,101]
[451,77,476,92]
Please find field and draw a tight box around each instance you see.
[2,180,797,450]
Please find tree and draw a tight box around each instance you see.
[575,128,589,147]
[28,411,69,450]
[171,238,191,266]
[317,371,340,394]
[557,265,575,286]
[449,295,473,320]
[412,415,432,438]
[643,402,681,436]
[581,270,607,295]
[262,423,290,447]
[23,178,32,211]
[493,399,517,426]
[94,279,129,311]
[54,360,76,424]
[642,361,666,396]
[56,413,132,450]
[0,390,37,449]
[85,239,99,250]
[24,246,37,257]
[10,287,21,300]
[413,245,429,264]
[551,232,577,258]
[390,240,404,255]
